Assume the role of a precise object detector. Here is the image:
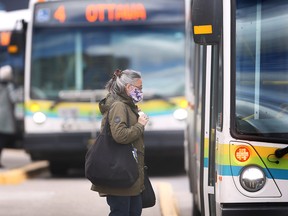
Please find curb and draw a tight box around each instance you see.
[157,182,179,216]
[0,161,49,185]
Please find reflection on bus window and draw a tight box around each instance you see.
[31,26,185,100]
[235,0,288,138]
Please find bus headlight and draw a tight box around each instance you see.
[239,165,266,192]
[32,112,47,124]
[173,108,187,120]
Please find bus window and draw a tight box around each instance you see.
[234,0,288,141]
[31,26,184,100]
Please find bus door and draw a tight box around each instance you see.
[191,44,218,216]
[190,44,219,216]
[200,42,222,216]
[191,0,223,214]
[200,45,216,216]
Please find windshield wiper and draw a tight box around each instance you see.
[49,98,66,110]
[49,90,108,110]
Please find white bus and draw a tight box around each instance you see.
[185,0,288,215]
[22,0,186,174]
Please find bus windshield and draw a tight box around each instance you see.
[234,0,288,140]
[30,25,185,100]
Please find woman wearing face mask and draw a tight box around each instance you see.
[91,69,149,216]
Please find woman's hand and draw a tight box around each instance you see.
[138,112,149,126]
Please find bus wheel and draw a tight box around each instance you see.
[49,161,69,176]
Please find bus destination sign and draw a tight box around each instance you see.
[33,1,184,26]
[35,3,147,25]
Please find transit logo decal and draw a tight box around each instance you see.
[235,146,250,162]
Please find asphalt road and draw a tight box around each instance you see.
[0,149,192,216]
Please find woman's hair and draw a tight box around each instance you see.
[105,69,141,94]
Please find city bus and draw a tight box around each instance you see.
[23,0,186,174]
[0,9,29,147]
[185,0,288,215]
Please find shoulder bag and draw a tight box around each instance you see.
[85,108,139,188]
[142,167,156,208]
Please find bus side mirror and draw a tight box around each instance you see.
[192,0,222,45]
[8,19,27,55]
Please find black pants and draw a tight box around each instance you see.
[106,195,142,216]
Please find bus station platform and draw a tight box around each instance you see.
[0,149,180,216]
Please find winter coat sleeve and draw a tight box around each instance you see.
[108,102,144,144]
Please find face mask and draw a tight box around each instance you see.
[129,86,143,103]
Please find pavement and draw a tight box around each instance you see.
[0,148,180,216]
[0,149,49,184]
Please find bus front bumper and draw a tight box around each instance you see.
[143,130,184,158]
[23,130,184,161]
[23,132,90,163]
[220,203,288,216]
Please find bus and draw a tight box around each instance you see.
[185,0,288,215]
[23,0,186,174]
[0,9,29,147]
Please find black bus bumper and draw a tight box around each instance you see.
[143,130,184,158]
[220,203,288,216]
[23,132,90,165]
[23,130,184,161]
